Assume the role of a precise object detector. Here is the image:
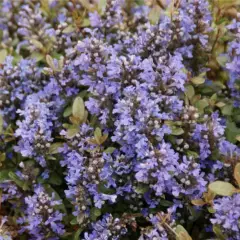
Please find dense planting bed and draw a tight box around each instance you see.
[0,0,240,239]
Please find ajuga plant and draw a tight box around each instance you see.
[0,0,240,239]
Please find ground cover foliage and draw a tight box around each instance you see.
[0,0,240,239]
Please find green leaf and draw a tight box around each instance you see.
[191,199,205,206]
[63,123,71,129]
[185,85,195,100]
[188,205,201,220]
[83,110,88,123]
[97,182,115,194]
[49,172,62,185]
[221,104,233,116]
[136,0,145,5]
[216,55,228,67]
[70,217,78,225]
[191,76,205,85]
[186,150,199,159]
[60,232,73,240]
[236,135,240,142]
[41,0,51,14]
[72,97,85,122]
[149,7,161,24]
[210,93,218,101]
[73,228,83,240]
[46,55,56,70]
[208,181,237,196]
[234,163,240,187]
[195,99,209,113]
[207,207,216,213]
[171,127,184,136]
[216,102,226,108]
[9,172,29,191]
[98,0,107,12]
[104,147,116,154]
[48,142,63,154]
[0,114,3,134]
[218,0,238,8]
[0,153,4,162]
[159,199,173,207]
[47,156,57,161]
[29,168,40,178]
[213,225,225,240]
[0,49,7,64]
[30,52,45,62]
[30,39,44,49]
[58,56,64,70]
[62,25,75,34]
[78,0,94,10]
[100,134,108,144]
[82,18,90,27]
[90,207,101,221]
[226,120,240,143]
[0,169,11,182]
[176,225,192,240]
[94,127,102,145]
[67,127,79,138]
[24,160,35,168]
[135,184,149,194]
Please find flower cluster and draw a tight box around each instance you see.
[83,213,129,240]
[226,19,240,106]
[0,0,240,239]
[0,57,45,118]
[17,185,65,239]
[211,194,240,239]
